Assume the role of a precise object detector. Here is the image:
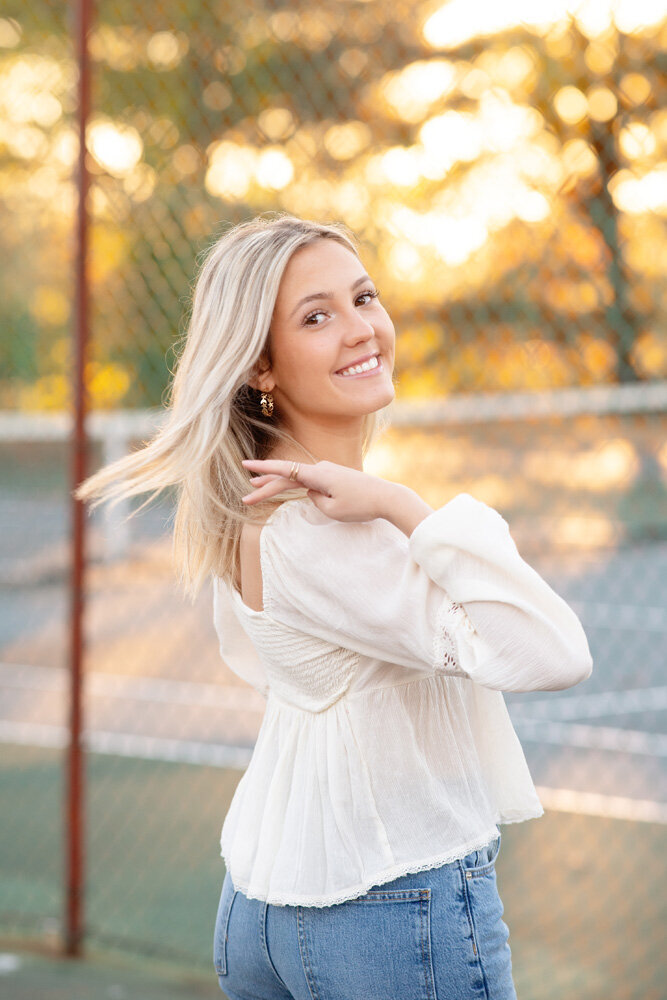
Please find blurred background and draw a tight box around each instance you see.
[0,1,665,998]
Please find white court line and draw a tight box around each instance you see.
[509,685,667,720]
[4,664,666,724]
[0,953,22,974]
[513,719,667,756]
[0,720,664,825]
[3,707,662,759]
[534,787,667,825]
[0,721,254,768]
[3,665,664,750]
[0,662,265,713]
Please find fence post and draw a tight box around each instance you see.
[66,0,93,958]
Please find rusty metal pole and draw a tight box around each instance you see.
[66,0,93,957]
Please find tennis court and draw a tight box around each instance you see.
[2,2,665,996]
[1,408,665,998]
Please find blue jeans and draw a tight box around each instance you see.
[213,832,516,999]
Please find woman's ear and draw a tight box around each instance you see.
[246,354,274,393]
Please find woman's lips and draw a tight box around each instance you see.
[333,356,384,379]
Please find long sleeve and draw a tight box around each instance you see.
[408,493,593,692]
[260,494,593,694]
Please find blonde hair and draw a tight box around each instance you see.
[74,212,389,601]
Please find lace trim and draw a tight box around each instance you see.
[433,596,476,676]
[220,815,542,909]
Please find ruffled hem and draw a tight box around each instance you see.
[220,806,543,908]
[216,673,546,909]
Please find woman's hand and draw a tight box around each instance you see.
[240,458,396,523]
[240,458,434,534]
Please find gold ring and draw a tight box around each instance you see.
[288,462,300,481]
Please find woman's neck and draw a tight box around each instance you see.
[267,424,364,471]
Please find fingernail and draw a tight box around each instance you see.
[241,495,251,502]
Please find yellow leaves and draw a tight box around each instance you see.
[483,339,572,391]
[12,361,131,410]
[393,325,667,395]
[578,333,617,380]
[89,227,129,284]
[564,224,602,269]
[394,367,442,399]
[543,277,610,313]
[17,374,69,410]
[630,329,667,378]
[85,361,131,408]
[30,287,70,326]
[397,324,441,365]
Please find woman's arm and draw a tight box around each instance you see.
[404,492,593,692]
[375,483,594,692]
[241,459,593,693]
[372,480,434,537]
[242,458,432,533]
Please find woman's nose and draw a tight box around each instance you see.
[344,312,374,344]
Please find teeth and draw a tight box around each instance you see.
[338,355,379,376]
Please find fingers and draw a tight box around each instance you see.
[241,476,298,505]
[241,459,320,505]
[247,474,281,485]
[242,459,308,478]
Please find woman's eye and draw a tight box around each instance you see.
[303,309,327,325]
[303,289,379,326]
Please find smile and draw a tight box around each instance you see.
[334,354,383,378]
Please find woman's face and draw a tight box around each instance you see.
[258,239,396,427]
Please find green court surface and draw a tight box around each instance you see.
[0,944,222,1000]
[1,744,665,999]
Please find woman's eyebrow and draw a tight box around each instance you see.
[289,274,372,319]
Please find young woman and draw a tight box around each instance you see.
[76,213,593,1000]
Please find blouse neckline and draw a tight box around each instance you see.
[229,496,311,618]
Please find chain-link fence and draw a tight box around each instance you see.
[1,2,666,997]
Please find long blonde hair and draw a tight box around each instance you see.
[74,212,389,601]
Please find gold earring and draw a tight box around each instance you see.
[260,391,274,417]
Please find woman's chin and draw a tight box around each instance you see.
[347,384,396,415]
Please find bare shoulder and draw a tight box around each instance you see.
[238,520,266,612]
[236,499,310,609]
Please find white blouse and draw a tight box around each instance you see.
[212,492,593,908]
